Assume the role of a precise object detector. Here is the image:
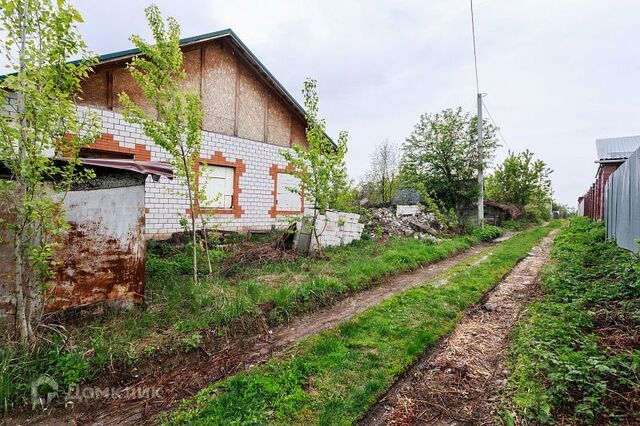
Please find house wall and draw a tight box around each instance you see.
[75,37,312,237]
[85,106,306,238]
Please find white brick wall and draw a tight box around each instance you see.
[84,107,305,238]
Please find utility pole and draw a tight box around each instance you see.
[477,93,484,227]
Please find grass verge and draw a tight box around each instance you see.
[2,231,488,412]
[165,222,559,425]
[501,218,640,424]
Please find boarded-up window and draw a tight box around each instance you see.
[276,173,301,211]
[201,164,234,209]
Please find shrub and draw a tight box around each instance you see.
[471,225,503,241]
[501,220,524,231]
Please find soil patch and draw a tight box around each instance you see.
[361,229,557,426]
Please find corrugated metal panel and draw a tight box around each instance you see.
[596,135,640,161]
[605,146,640,253]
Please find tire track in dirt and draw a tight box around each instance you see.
[12,235,513,426]
[360,229,558,426]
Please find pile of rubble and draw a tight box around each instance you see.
[364,206,446,242]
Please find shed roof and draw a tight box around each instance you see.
[595,136,640,162]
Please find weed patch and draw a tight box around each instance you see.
[502,218,640,424]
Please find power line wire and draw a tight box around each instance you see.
[469,0,480,94]
[470,0,512,155]
[481,98,511,152]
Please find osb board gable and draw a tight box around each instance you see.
[181,48,201,95]
[112,67,157,118]
[291,119,308,148]
[237,65,267,142]
[78,70,108,108]
[201,43,236,136]
[267,95,291,147]
[73,37,311,147]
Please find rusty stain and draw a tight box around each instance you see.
[47,218,145,313]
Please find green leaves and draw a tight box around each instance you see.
[281,78,351,218]
[485,149,553,221]
[399,107,499,211]
[0,0,100,345]
[120,5,204,282]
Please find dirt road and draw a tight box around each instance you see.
[361,229,558,426]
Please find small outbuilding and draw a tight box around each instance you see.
[0,159,172,332]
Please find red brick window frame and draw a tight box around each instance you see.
[269,163,305,218]
[193,151,246,218]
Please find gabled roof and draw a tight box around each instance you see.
[92,28,307,123]
[596,135,640,162]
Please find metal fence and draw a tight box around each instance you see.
[605,146,640,253]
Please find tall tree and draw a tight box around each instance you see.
[0,0,99,345]
[485,149,553,220]
[360,140,399,205]
[119,5,205,283]
[400,107,498,211]
[282,78,349,250]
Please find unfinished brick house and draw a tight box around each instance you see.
[77,29,310,238]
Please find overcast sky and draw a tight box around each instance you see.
[72,0,640,206]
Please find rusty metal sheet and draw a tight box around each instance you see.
[79,158,173,178]
[46,184,146,313]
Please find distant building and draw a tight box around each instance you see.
[579,136,640,220]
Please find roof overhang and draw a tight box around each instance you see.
[595,159,627,164]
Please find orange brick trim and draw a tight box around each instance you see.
[88,133,151,161]
[67,132,151,161]
[268,163,305,218]
[189,151,246,218]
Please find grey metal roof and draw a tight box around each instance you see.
[596,136,640,161]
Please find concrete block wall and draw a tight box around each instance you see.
[304,209,364,249]
[83,106,305,238]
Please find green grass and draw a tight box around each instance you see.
[1,230,491,412]
[166,223,559,425]
[502,218,640,424]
